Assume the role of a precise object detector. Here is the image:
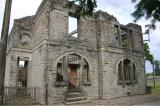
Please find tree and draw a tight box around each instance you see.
[143,43,154,64]
[131,0,160,34]
[67,0,97,18]
[154,60,160,76]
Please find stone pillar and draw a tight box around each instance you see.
[127,29,132,49]
[130,62,134,86]
[122,61,125,87]
[62,56,68,84]
[82,60,86,83]
[117,25,122,47]
[76,57,84,89]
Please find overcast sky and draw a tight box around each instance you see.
[0,0,160,72]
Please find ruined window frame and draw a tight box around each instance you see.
[17,57,29,68]
[118,59,137,85]
[67,12,79,38]
[120,27,129,48]
[115,25,133,49]
[17,57,29,87]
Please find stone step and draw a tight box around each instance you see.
[64,100,91,105]
[66,92,83,98]
[67,89,81,92]
[65,96,86,102]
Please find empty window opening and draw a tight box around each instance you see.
[19,60,25,67]
[114,25,119,40]
[18,57,29,68]
[120,28,128,48]
[121,34,128,48]
[118,59,136,85]
[68,16,78,38]
[17,57,29,87]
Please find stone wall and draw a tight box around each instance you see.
[30,1,51,104]
[5,14,34,87]
[5,49,32,87]
[47,45,99,104]
[94,12,145,97]
[7,16,34,51]
[102,51,145,97]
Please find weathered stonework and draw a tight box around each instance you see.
[5,0,146,105]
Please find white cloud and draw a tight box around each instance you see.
[0,0,43,38]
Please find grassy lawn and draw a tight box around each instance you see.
[147,81,160,96]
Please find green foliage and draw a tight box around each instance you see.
[146,72,153,77]
[67,0,97,18]
[132,0,160,34]
[154,60,160,76]
[144,43,154,64]
[122,38,128,48]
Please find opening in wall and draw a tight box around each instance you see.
[120,28,128,48]
[118,58,137,85]
[18,57,29,68]
[17,57,29,87]
[55,54,91,87]
[68,16,78,38]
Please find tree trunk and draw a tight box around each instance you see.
[0,0,12,105]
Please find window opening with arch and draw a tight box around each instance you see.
[55,54,90,86]
[118,58,136,85]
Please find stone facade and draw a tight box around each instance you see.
[5,0,146,104]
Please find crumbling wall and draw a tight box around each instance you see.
[94,11,145,97]
[7,16,34,51]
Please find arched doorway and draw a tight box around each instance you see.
[56,53,90,91]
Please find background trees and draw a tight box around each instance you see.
[144,43,154,64]
[67,0,97,18]
[131,0,160,34]
[154,60,160,76]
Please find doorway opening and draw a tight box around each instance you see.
[56,54,90,90]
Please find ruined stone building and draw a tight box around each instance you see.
[4,0,145,104]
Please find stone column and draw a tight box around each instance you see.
[82,60,86,84]
[127,29,132,49]
[117,25,122,47]
[130,62,134,86]
[122,61,125,87]
[62,56,68,84]
[77,57,84,89]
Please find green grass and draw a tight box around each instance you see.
[147,81,160,96]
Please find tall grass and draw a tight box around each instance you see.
[147,81,160,96]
